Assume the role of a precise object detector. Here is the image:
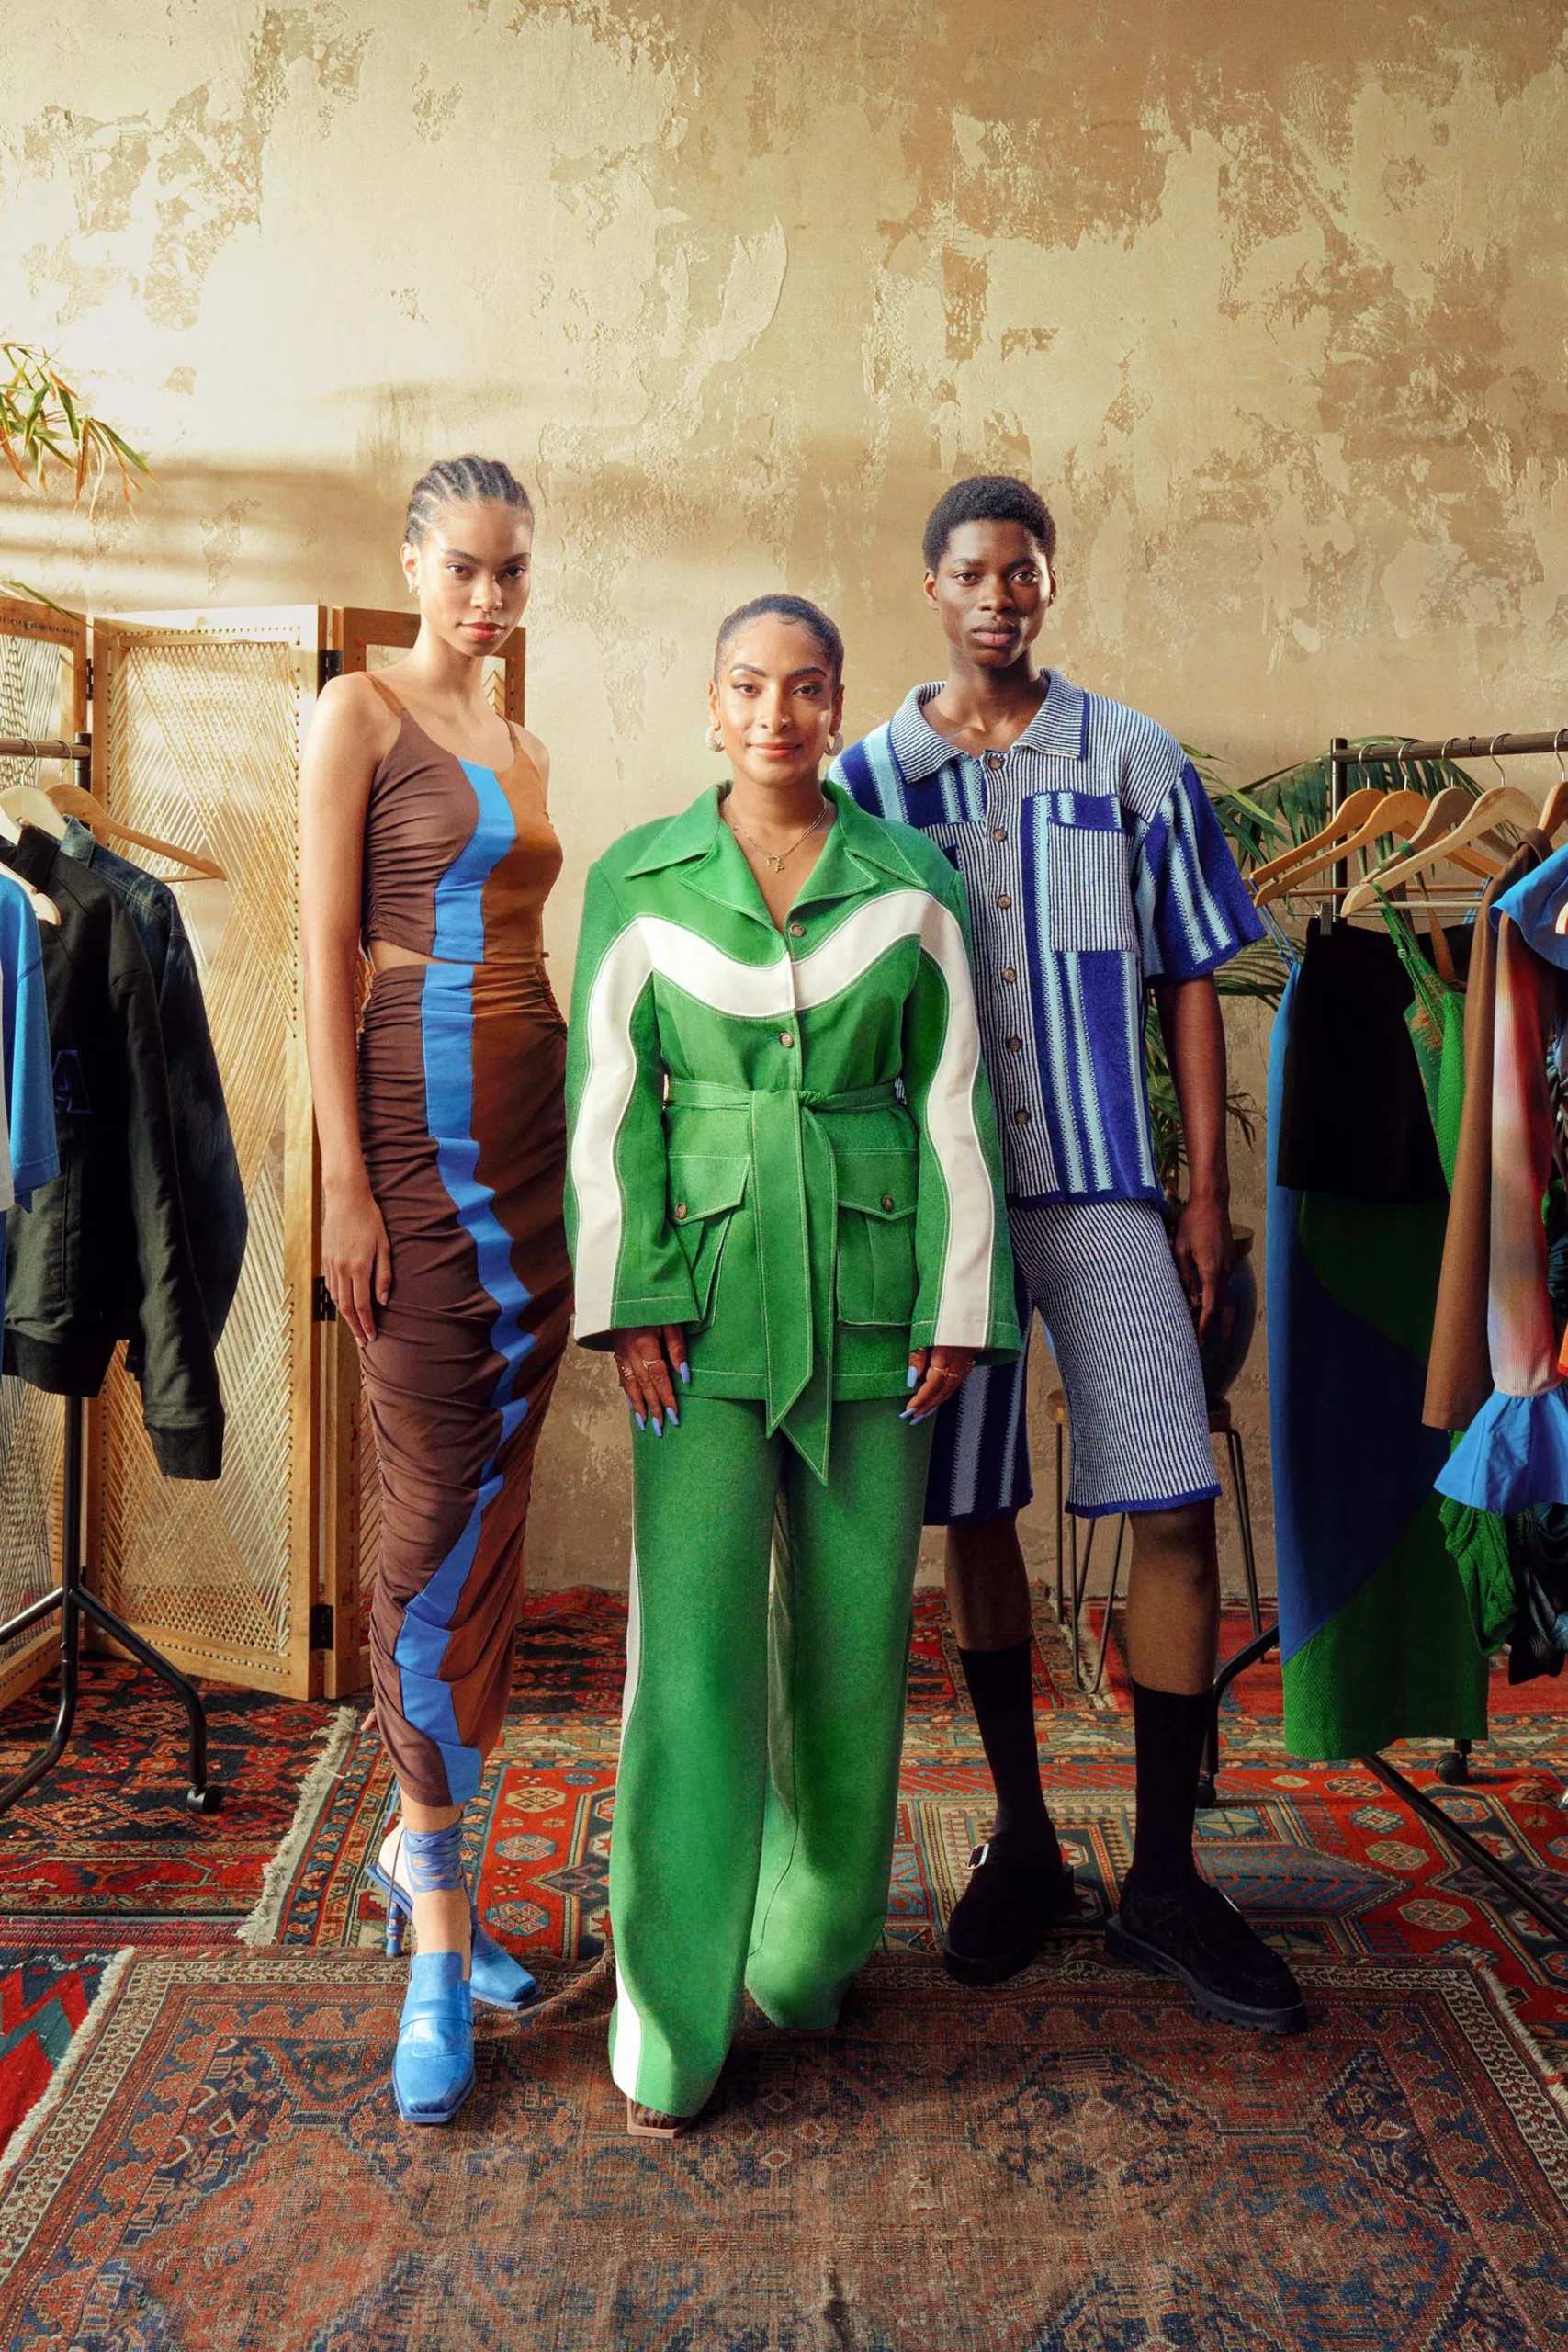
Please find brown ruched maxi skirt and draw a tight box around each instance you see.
[357,956,571,1806]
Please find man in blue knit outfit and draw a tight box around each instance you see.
[831,475,1303,2033]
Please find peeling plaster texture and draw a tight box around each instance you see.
[5,3,1566,1593]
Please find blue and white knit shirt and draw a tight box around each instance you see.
[829,672,1263,1204]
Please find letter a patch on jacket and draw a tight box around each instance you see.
[52,1049,92,1116]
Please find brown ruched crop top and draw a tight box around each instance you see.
[360,673,563,962]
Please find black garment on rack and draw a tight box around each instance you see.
[60,818,247,1344]
[1276,917,1447,1204]
[0,826,224,1479]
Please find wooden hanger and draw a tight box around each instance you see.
[44,782,226,881]
[1254,789,1469,909]
[1340,785,1542,915]
[1348,785,1511,895]
[1539,730,1568,844]
[0,820,60,925]
[1247,786,1388,892]
[0,784,67,841]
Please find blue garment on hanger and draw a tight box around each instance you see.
[1491,842,1568,961]
[0,870,59,1208]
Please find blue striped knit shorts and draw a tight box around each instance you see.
[925,1197,1219,1524]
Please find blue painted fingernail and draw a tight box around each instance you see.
[651,1419,662,1437]
[898,1408,913,1422]
[907,1367,919,1389]
[680,1362,691,1385]
[667,1408,679,1428]
[634,1411,645,1430]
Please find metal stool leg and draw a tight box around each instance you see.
[1225,1425,1263,1638]
[1085,1515,1127,1698]
[1069,1517,1096,1690]
[1054,1420,1066,1623]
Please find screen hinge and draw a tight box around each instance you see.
[312,1275,338,1323]
[309,1602,334,1650]
[318,647,344,691]
[85,655,95,702]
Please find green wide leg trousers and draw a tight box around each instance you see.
[609,1394,934,2118]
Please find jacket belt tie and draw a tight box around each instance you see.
[664,1078,901,1479]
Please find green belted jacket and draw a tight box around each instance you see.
[564,782,1021,1477]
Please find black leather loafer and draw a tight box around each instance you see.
[1105,1876,1307,2034]
[942,1830,1077,1985]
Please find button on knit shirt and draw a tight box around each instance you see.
[830,673,1263,1204]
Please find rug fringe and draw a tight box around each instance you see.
[0,1945,134,2188]
[1477,1963,1568,2118]
[239,1705,360,1949]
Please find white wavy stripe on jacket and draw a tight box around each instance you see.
[570,891,996,1346]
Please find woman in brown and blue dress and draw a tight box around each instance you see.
[300,455,572,2124]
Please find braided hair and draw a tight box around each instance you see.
[403,455,534,546]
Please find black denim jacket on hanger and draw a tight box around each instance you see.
[0,826,224,1479]
[60,818,247,1344]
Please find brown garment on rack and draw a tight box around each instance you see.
[1423,831,1550,1431]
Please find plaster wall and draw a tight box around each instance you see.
[4,2,1566,1597]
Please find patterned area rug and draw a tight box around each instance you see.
[1,1947,1564,2349]
[0,1661,355,1925]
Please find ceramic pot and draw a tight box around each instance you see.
[1197,1224,1258,1404]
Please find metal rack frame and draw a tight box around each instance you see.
[0,730,219,1816]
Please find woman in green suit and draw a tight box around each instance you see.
[565,594,1019,2133]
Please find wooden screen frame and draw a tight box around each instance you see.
[85,606,328,1697]
[0,597,89,1713]
[314,610,526,1698]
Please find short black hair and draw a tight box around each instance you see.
[405,454,533,545]
[922,475,1056,573]
[713,593,844,684]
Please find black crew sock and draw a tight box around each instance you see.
[1125,1679,1211,1896]
[957,1640,1059,1859]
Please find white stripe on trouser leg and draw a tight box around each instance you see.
[612,1534,646,2099]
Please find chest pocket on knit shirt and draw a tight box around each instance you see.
[668,1155,750,1329]
[835,1152,919,1327]
[1043,810,1138,955]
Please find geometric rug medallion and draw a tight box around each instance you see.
[1,1948,1564,2350]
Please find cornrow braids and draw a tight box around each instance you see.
[404,454,534,547]
[714,593,844,684]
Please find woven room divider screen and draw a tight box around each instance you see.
[88,608,329,1698]
[0,598,87,1713]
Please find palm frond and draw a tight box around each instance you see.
[0,341,152,506]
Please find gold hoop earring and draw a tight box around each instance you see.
[705,724,723,753]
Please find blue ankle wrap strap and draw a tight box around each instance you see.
[399,1820,466,1894]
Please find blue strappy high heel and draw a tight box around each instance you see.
[367,1819,538,2015]
[390,1822,476,2125]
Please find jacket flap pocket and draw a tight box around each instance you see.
[669,1154,750,1227]
[835,1152,918,1219]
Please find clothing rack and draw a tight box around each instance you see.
[1204,729,1568,1947]
[0,730,219,1816]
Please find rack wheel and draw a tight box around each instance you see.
[1436,1749,1470,1787]
[186,1785,223,1815]
[1195,1775,1218,1810]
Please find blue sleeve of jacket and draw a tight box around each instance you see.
[2,889,60,1206]
[1132,757,1264,982]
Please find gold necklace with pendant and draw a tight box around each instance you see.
[725,798,830,874]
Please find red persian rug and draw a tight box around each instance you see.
[1,1947,1563,2349]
